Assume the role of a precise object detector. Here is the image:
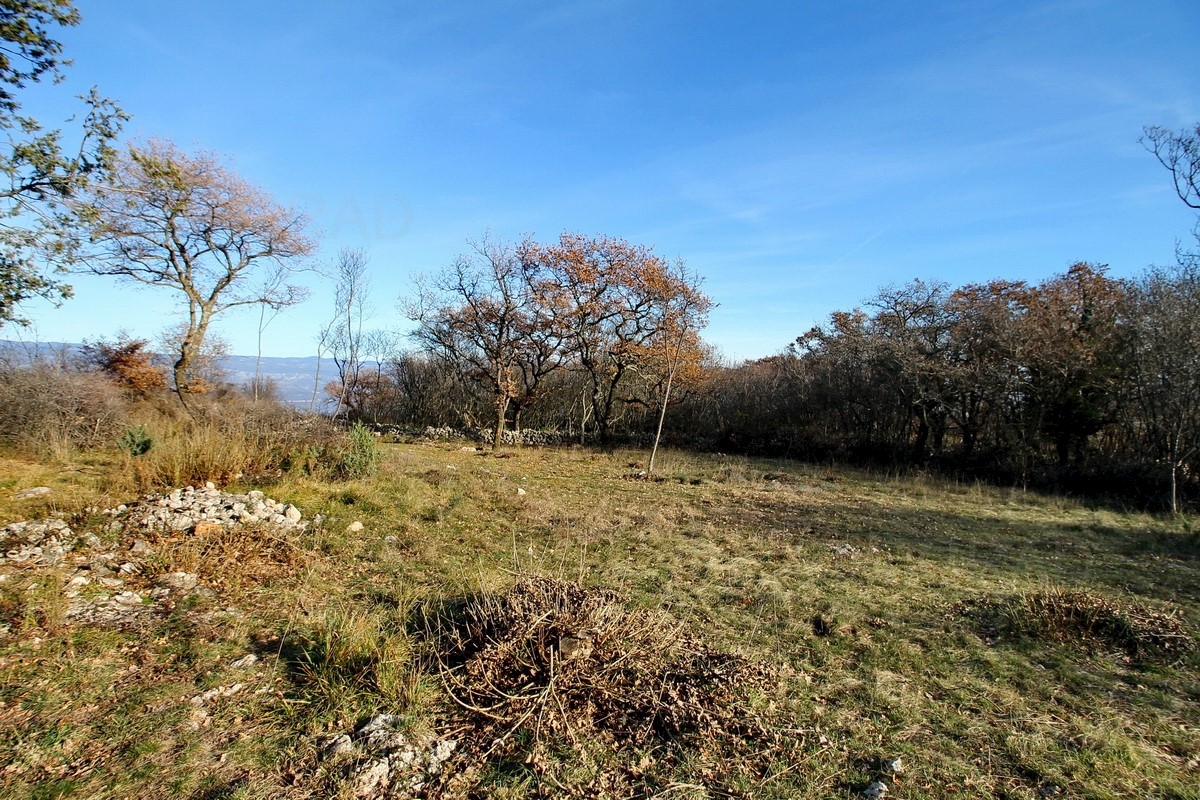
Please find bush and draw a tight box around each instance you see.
[0,363,128,456]
[117,424,154,456]
[339,422,379,479]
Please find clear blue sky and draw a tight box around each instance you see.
[13,0,1200,361]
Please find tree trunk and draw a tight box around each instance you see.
[912,414,930,461]
[647,363,677,478]
[1170,435,1180,514]
[493,393,509,450]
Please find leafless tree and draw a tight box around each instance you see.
[406,235,566,449]
[322,247,372,419]
[1126,261,1200,512]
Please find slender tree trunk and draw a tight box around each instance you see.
[647,364,677,478]
[493,393,509,450]
[254,303,266,401]
[1170,434,1180,514]
[309,345,324,413]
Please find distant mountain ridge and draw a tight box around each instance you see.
[0,340,347,407]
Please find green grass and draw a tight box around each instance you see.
[0,442,1197,798]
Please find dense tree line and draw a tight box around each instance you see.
[333,258,1197,509]
[662,261,1200,510]
[334,124,1200,510]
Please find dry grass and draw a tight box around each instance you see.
[0,442,1198,798]
[952,586,1194,659]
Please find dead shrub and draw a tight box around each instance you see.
[421,576,783,796]
[0,363,128,455]
[952,587,1194,659]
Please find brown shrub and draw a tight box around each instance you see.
[0,363,128,455]
[80,335,167,397]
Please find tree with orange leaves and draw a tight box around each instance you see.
[521,233,712,444]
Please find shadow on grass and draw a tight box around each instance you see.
[721,488,1200,607]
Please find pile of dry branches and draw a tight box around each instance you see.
[423,576,782,796]
[952,587,1194,659]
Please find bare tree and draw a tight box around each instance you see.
[407,235,565,449]
[1143,124,1200,215]
[1127,261,1200,512]
[80,140,313,404]
[322,247,372,419]
[646,275,710,477]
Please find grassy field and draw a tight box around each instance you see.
[0,440,1197,798]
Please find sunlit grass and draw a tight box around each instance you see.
[0,441,1196,798]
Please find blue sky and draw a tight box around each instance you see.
[13,0,1200,360]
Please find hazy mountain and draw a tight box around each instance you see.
[0,340,351,408]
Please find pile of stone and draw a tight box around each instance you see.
[0,518,77,566]
[322,714,457,798]
[1,484,312,633]
[117,483,309,533]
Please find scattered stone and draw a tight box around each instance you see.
[883,757,904,775]
[186,705,209,729]
[190,683,244,706]
[516,487,527,496]
[459,445,479,453]
[324,714,458,796]
[66,575,91,589]
[323,733,356,759]
[346,521,364,534]
[284,504,302,523]
[66,589,151,626]
[862,780,889,798]
[129,539,154,556]
[229,653,259,670]
[830,543,861,558]
[1,518,73,566]
[155,572,200,593]
[205,481,216,491]
[353,758,392,797]
[357,714,404,749]
[13,486,51,499]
